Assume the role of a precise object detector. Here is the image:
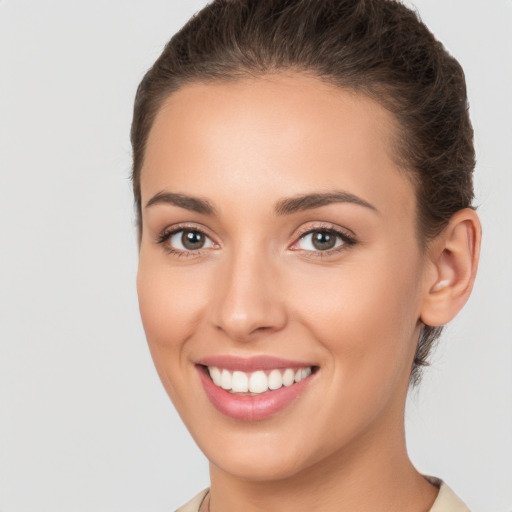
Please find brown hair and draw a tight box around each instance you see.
[130,0,475,386]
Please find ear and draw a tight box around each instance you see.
[420,208,482,327]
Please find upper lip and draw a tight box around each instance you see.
[196,355,317,372]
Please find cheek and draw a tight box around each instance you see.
[280,255,423,459]
[294,249,422,391]
[136,252,218,422]
[137,252,207,347]
[135,251,212,401]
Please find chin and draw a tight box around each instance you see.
[190,415,341,484]
[208,445,311,482]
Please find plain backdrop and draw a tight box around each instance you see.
[1,1,511,511]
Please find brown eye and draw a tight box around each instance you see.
[181,230,205,250]
[294,229,351,253]
[164,229,216,252]
[311,231,337,250]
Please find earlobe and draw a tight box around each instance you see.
[420,208,481,327]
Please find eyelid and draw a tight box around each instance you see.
[156,222,219,256]
[289,222,357,254]
[293,222,355,240]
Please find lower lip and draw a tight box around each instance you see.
[197,366,315,421]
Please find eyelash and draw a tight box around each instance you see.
[292,225,356,258]
[156,223,357,259]
[156,224,215,258]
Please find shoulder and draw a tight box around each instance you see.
[425,476,471,512]
[174,488,209,512]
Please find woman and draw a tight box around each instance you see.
[131,1,481,510]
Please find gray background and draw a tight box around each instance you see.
[0,1,510,510]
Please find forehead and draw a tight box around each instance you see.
[141,72,415,219]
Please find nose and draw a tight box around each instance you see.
[211,245,287,342]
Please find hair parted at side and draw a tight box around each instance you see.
[131,0,475,386]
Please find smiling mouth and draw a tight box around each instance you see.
[196,359,319,420]
[203,365,316,395]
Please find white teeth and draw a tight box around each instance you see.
[208,366,313,394]
[268,369,283,390]
[282,368,295,387]
[221,369,232,390]
[302,367,312,380]
[231,371,249,393]
[249,371,268,393]
[209,367,222,386]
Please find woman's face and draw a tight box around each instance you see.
[137,73,428,481]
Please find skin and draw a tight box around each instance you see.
[136,73,480,511]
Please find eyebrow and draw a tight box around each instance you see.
[145,190,377,216]
[274,191,378,216]
[145,191,216,215]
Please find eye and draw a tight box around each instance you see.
[159,228,216,253]
[292,228,355,253]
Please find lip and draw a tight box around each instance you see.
[196,356,317,421]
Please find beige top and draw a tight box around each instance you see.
[175,477,470,512]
